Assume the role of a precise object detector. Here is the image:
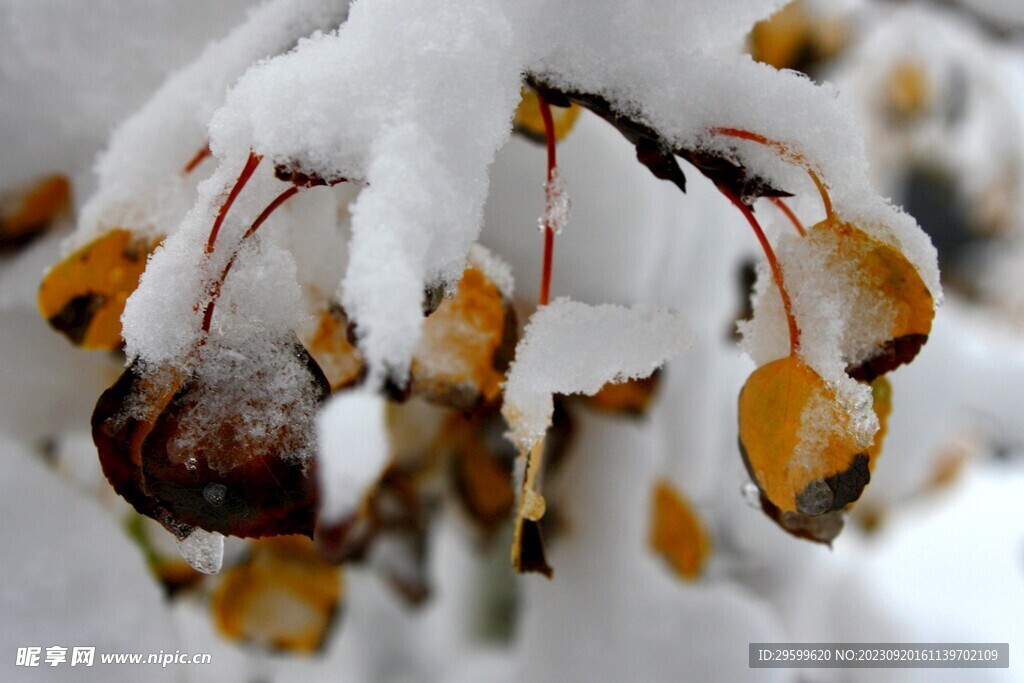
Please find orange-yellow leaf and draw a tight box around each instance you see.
[867,376,891,465]
[0,175,70,252]
[750,2,848,71]
[306,305,364,391]
[212,536,342,654]
[449,417,515,534]
[739,355,868,516]
[811,218,935,381]
[514,88,582,144]
[650,479,711,581]
[410,264,513,409]
[38,229,160,349]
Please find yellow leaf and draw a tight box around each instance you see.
[38,229,160,349]
[650,479,711,581]
[514,88,582,144]
[811,218,935,381]
[410,263,514,409]
[739,355,869,516]
[867,375,891,465]
[306,305,364,391]
[212,536,342,654]
[0,175,70,252]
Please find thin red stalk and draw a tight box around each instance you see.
[205,152,261,254]
[537,92,557,307]
[711,127,834,222]
[770,196,806,236]
[201,185,301,334]
[183,144,212,174]
[718,184,800,355]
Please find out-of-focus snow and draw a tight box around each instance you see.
[317,390,390,525]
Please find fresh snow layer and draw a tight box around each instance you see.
[503,298,691,451]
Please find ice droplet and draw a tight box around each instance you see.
[741,481,761,509]
[538,167,570,235]
[175,528,224,575]
[203,483,227,507]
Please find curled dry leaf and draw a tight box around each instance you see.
[93,339,328,540]
[649,479,712,581]
[38,229,161,349]
[739,356,869,520]
[0,174,70,253]
[212,536,343,654]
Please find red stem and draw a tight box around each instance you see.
[201,185,301,334]
[183,144,212,174]
[718,184,800,355]
[770,197,806,237]
[537,92,557,307]
[205,152,261,254]
[711,127,834,221]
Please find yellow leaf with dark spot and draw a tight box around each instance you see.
[811,218,935,381]
[38,229,160,349]
[514,88,582,144]
[212,536,342,654]
[650,479,711,581]
[739,355,869,516]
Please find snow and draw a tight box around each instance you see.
[468,243,514,301]
[75,0,350,247]
[317,390,390,525]
[503,298,692,451]
[540,167,570,235]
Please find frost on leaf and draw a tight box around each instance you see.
[38,230,160,349]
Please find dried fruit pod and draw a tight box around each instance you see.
[738,356,871,521]
[38,229,160,349]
